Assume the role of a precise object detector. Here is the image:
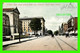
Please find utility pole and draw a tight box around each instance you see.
[19,32,20,42]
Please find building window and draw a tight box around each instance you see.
[14,27,16,33]
[24,27,25,31]
[3,18,5,25]
[28,27,29,32]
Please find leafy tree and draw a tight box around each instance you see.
[29,18,42,35]
[47,30,53,35]
[54,30,59,35]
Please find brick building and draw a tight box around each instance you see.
[67,17,77,35]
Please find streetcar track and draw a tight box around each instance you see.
[57,37,77,50]
[55,37,63,50]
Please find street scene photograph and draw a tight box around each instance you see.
[3,3,77,50]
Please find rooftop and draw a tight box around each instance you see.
[3,7,20,14]
[20,17,45,22]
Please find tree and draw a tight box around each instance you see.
[54,30,59,36]
[47,30,54,37]
[47,30,53,35]
[29,18,42,36]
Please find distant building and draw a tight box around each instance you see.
[3,13,11,39]
[59,23,68,35]
[3,7,20,39]
[20,17,45,36]
[59,16,77,36]
[63,23,68,33]
[59,26,62,35]
[67,17,77,34]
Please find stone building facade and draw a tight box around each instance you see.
[3,13,11,39]
[20,17,45,36]
[3,7,20,39]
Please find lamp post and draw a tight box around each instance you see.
[18,22,21,42]
[19,32,20,42]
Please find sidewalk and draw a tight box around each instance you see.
[3,37,38,46]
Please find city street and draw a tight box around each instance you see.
[3,35,77,50]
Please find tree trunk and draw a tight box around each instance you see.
[34,31,37,36]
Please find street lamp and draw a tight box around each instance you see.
[19,32,20,42]
[18,25,21,42]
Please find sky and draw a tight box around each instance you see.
[3,3,77,32]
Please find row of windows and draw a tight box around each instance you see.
[22,21,30,24]
[23,26,30,32]
[3,27,11,36]
[3,17,9,25]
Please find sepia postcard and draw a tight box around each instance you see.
[3,3,77,50]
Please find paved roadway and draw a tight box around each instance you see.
[3,36,77,50]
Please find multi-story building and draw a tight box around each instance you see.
[67,17,77,35]
[3,7,20,39]
[59,23,68,35]
[59,26,62,35]
[63,23,68,33]
[59,16,77,36]
[3,13,11,40]
[20,17,45,36]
